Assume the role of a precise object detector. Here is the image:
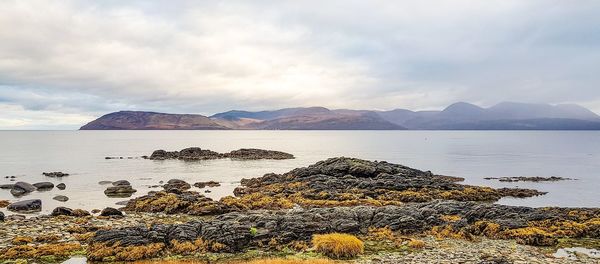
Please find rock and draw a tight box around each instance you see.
[0,211,4,222]
[0,184,15,189]
[33,182,55,190]
[224,148,295,160]
[51,206,74,216]
[7,199,42,213]
[91,209,101,214]
[104,185,137,197]
[204,190,211,193]
[0,200,9,207]
[43,172,69,177]
[53,195,69,202]
[56,183,66,190]
[100,207,123,217]
[194,181,221,188]
[163,179,191,193]
[6,214,25,221]
[98,181,113,185]
[489,176,574,182]
[112,180,131,186]
[72,209,91,217]
[148,147,294,160]
[10,182,36,196]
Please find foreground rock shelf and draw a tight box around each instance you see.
[1,157,599,263]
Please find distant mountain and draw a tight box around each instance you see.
[377,102,600,129]
[80,111,229,130]
[80,102,600,130]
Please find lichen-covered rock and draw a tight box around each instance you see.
[123,191,232,216]
[194,181,221,188]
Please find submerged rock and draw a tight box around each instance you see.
[0,184,15,189]
[33,182,54,190]
[43,172,69,177]
[53,195,69,202]
[56,183,66,190]
[7,199,42,213]
[194,181,221,188]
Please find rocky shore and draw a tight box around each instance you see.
[0,157,598,263]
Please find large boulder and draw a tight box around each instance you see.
[33,182,55,190]
[7,199,42,213]
[10,182,36,196]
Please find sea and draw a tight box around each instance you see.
[1,130,599,216]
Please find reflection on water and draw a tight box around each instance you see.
[1,130,599,217]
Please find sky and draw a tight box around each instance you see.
[1,0,600,129]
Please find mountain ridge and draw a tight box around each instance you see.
[80,102,600,130]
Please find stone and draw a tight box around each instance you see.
[104,185,137,197]
[0,211,3,222]
[43,172,69,177]
[33,182,55,190]
[51,207,74,216]
[10,182,36,196]
[100,207,123,217]
[112,180,131,186]
[194,181,221,188]
[56,183,66,190]
[163,179,191,193]
[148,147,294,160]
[7,199,42,213]
[98,181,113,185]
[53,195,69,202]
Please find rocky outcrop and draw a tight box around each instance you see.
[148,147,294,161]
[7,199,42,213]
[91,200,600,258]
[80,111,230,130]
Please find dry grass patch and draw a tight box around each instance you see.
[312,233,364,259]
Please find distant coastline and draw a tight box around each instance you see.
[80,102,600,130]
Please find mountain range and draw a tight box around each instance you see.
[80,102,600,130]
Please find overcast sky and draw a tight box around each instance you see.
[1,0,600,129]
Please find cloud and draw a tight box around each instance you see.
[0,0,600,128]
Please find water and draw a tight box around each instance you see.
[0,130,599,216]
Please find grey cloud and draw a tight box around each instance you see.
[0,0,600,129]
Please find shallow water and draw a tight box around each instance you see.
[0,130,599,216]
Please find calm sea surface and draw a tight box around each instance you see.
[0,130,599,215]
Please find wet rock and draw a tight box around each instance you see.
[485,176,574,182]
[104,185,137,197]
[0,211,4,222]
[6,214,25,221]
[224,148,295,160]
[163,179,191,193]
[98,181,113,185]
[51,206,74,216]
[91,209,101,214]
[53,195,69,202]
[43,172,69,177]
[56,183,66,190]
[33,182,55,190]
[194,181,221,188]
[148,147,294,161]
[73,209,91,217]
[10,182,36,196]
[100,207,123,217]
[7,199,42,213]
[112,180,131,186]
[123,191,231,216]
[0,184,15,189]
